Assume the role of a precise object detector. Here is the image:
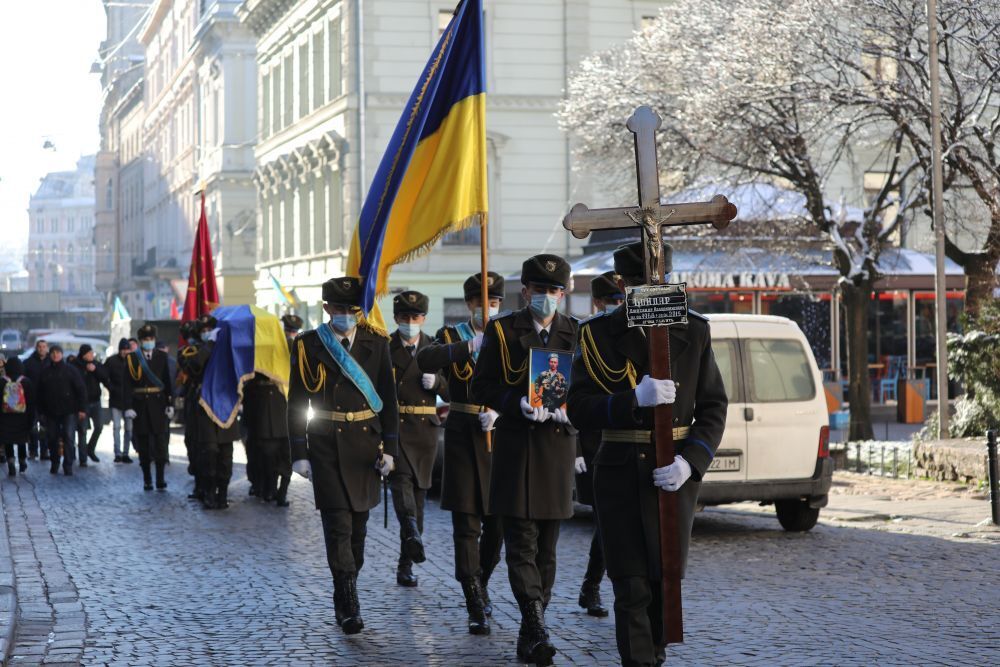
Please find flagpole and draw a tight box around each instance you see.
[480,213,492,453]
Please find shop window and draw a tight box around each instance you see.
[688,291,753,315]
[913,292,964,366]
[744,339,815,403]
[762,293,832,370]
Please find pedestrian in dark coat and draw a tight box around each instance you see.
[176,322,204,498]
[470,254,579,666]
[287,276,398,636]
[125,324,174,491]
[72,344,110,466]
[567,241,728,667]
[387,291,448,589]
[23,340,50,459]
[416,271,505,635]
[104,339,135,463]
[243,372,291,506]
[0,357,35,475]
[37,346,87,475]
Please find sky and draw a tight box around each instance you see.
[0,1,106,256]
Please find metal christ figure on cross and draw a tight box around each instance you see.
[563,105,736,651]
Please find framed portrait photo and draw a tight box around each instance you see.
[529,348,572,412]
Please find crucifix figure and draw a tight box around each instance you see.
[563,105,736,645]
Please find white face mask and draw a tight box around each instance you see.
[397,322,421,340]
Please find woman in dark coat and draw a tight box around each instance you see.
[0,357,35,475]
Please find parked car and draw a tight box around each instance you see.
[699,314,832,531]
[1,329,23,354]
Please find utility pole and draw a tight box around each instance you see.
[927,0,950,438]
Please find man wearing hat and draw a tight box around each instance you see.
[573,270,624,618]
[417,271,505,635]
[470,254,579,665]
[281,314,304,350]
[124,323,175,490]
[103,338,135,463]
[287,276,398,635]
[387,290,448,588]
[71,343,109,467]
[567,241,728,667]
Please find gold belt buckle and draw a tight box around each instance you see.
[345,412,355,422]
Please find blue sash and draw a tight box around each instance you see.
[315,323,384,413]
[131,350,165,390]
[454,321,479,362]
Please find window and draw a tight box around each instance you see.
[438,9,452,36]
[640,15,657,30]
[51,218,59,233]
[283,53,294,127]
[68,217,75,232]
[711,339,740,401]
[864,171,901,245]
[271,65,282,135]
[328,18,342,100]
[299,42,310,118]
[36,219,44,233]
[745,339,815,402]
[442,224,481,246]
[261,71,271,138]
[106,177,113,209]
[312,29,325,111]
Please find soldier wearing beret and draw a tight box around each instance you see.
[287,276,398,635]
[416,271,505,636]
[125,323,174,491]
[574,270,624,618]
[470,254,579,665]
[387,290,448,588]
[567,241,728,667]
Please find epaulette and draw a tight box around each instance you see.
[180,346,199,358]
[294,329,316,343]
[688,309,710,322]
[579,311,607,325]
[490,310,515,322]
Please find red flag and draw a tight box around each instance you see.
[181,192,220,322]
[169,298,180,320]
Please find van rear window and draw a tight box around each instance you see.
[711,339,738,401]
[745,338,815,402]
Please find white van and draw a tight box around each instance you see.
[698,314,832,531]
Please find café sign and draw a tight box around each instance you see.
[671,271,791,289]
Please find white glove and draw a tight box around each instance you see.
[478,408,499,432]
[421,373,436,390]
[377,453,395,477]
[292,459,312,480]
[203,327,220,342]
[124,409,137,419]
[575,456,587,474]
[165,406,175,419]
[652,455,692,492]
[520,395,550,422]
[551,407,570,424]
[634,375,677,408]
[468,333,484,353]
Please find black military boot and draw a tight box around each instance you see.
[88,442,100,463]
[578,580,609,617]
[336,572,364,635]
[401,516,426,564]
[396,560,418,587]
[141,463,153,491]
[216,478,230,509]
[155,462,167,491]
[480,573,494,617]
[460,578,490,635]
[332,575,347,626]
[522,600,555,665]
[188,477,203,501]
[202,482,219,509]
[7,460,16,477]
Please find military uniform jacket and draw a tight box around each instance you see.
[243,373,289,441]
[566,306,728,579]
[177,341,241,445]
[125,349,174,437]
[287,325,399,512]
[417,322,492,514]
[390,331,447,489]
[470,309,579,521]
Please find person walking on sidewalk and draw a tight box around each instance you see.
[125,324,174,491]
[37,345,87,476]
[0,357,35,475]
[72,344,110,467]
[104,339,134,463]
[23,339,50,460]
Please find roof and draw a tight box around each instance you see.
[663,182,866,223]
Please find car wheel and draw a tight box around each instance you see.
[775,499,820,532]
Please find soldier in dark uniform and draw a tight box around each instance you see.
[281,313,303,348]
[567,241,728,667]
[387,290,448,587]
[417,271,505,636]
[176,321,204,500]
[125,324,174,491]
[243,368,292,507]
[287,276,398,635]
[470,255,579,666]
[575,270,624,618]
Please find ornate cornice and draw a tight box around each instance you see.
[237,0,298,37]
[253,130,343,194]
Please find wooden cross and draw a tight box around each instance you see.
[563,106,736,646]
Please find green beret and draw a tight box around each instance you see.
[322,276,362,306]
[393,290,429,315]
[463,271,505,301]
[613,241,673,282]
[521,254,570,289]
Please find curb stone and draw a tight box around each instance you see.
[0,489,17,665]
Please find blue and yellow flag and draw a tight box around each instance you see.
[347,0,487,327]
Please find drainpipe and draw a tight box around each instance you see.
[355,0,366,248]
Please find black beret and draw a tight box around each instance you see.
[521,254,570,289]
[196,314,217,332]
[591,270,624,300]
[322,276,362,306]
[137,324,157,339]
[613,241,673,282]
[281,314,303,331]
[118,337,131,351]
[463,272,504,301]
[393,290,429,315]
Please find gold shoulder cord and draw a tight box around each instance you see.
[443,328,473,381]
[580,324,636,394]
[126,354,142,382]
[494,320,527,386]
[297,339,326,393]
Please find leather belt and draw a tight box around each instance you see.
[602,426,690,443]
[399,405,437,415]
[313,408,377,423]
[134,387,162,394]
[449,402,486,415]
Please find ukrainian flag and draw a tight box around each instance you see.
[347,0,487,322]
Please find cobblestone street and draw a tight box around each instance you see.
[1,433,998,666]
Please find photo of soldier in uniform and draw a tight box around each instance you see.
[529,350,571,412]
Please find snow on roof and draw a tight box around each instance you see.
[662,182,865,223]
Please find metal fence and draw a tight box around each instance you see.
[830,441,915,479]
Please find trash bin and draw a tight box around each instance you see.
[897,379,927,424]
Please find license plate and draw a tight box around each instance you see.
[708,454,741,473]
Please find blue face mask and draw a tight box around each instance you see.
[529,293,560,320]
[397,322,421,340]
[140,340,155,351]
[471,305,500,328]
[330,314,357,334]
[604,303,620,314]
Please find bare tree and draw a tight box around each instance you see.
[558,0,923,440]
